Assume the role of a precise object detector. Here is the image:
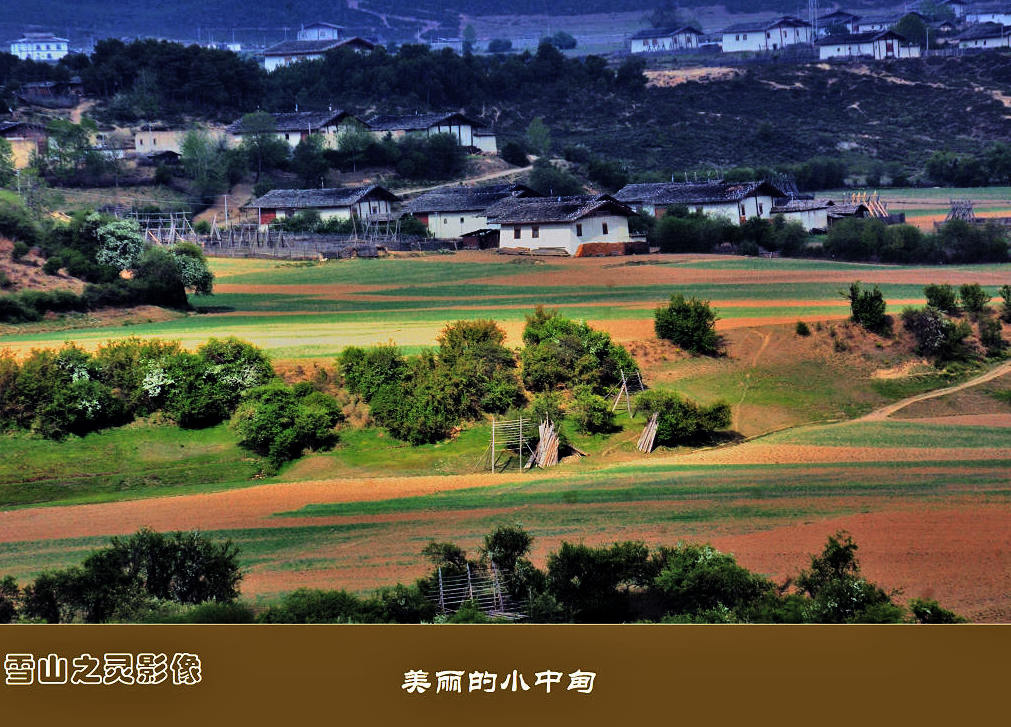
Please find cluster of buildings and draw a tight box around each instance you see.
[242,179,871,257]
[628,2,1011,60]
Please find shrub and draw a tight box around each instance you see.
[924,283,960,314]
[654,293,719,355]
[571,386,615,434]
[795,321,811,336]
[959,283,990,315]
[633,389,732,446]
[42,256,63,275]
[0,201,42,247]
[979,316,1006,357]
[258,588,374,624]
[487,38,513,53]
[650,544,774,618]
[193,219,211,234]
[909,598,966,624]
[231,382,343,465]
[526,391,565,425]
[10,240,30,261]
[337,344,407,402]
[1001,284,1011,323]
[901,307,974,361]
[846,281,889,334]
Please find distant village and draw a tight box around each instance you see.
[2,2,1010,257]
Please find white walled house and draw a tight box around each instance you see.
[770,199,835,232]
[720,17,812,53]
[227,110,367,150]
[615,181,787,225]
[817,11,860,35]
[629,26,703,53]
[245,185,399,227]
[816,30,921,60]
[956,22,1011,48]
[366,112,495,152]
[966,6,1011,25]
[487,195,635,257]
[10,32,68,62]
[404,184,538,239]
[263,23,375,71]
[943,0,968,17]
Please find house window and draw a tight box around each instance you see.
[696,206,703,215]
[138,139,143,146]
[460,217,464,223]
[513,227,521,239]
[576,223,583,236]
[602,222,609,235]
[739,204,746,216]
[758,202,764,215]
[285,133,290,140]
[531,226,539,239]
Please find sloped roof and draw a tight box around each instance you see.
[485,194,634,224]
[957,22,1009,40]
[303,22,344,30]
[723,15,811,34]
[629,25,702,40]
[366,112,485,132]
[227,110,361,134]
[615,180,788,206]
[827,203,870,218]
[263,36,375,56]
[245,185,399,209]
[772,198,836,213]
[815,29,912,46]
[405,184,537,214]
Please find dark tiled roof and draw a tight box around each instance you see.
[827,203,870,217]
[957,22,1009,40]
[246,185,399,209]
[227,110,360,134]
[772,198,836,213]
[404,184,537,214]
[485,194,633,224]
[0,120,35,135]
[819,11,860,21]
[629,25,702,40]
[263,37,374,56]
[366,112,485,132]
[615,180,787,206]
[723,15,811,33]
[815,29,911,46]
[853,14,906,26]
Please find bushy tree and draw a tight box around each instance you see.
[571,386,615,433]
[546,541,650,621]
[0,138,14,187]
[654,293,719,355]
[232,382,343,465]
[978,316,1006,357]
[651,543,774,618]
[180,127,228,200]
[846,281,889,334]
[481,525,533,573]
[170,242,214,295]
[527,158,583,196]
[633,389,731,446]
[500,140,529,167]
[94,216,146,272]
[959,283,990,316]
[924,283,959,314]
[1000,284,1011,323]
[237,112,289,181]
[291,134,329,187]
[901,306,973,361]
[337,344,407,402]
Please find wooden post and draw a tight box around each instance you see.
[490,417,495,473]
[437,567,445,612]
[466,563,474,602]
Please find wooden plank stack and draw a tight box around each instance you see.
[637,412,659,454]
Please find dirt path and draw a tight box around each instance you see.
[733,329,771,431]
[861,360,1011,421]
[193,183,255,226]
[397,159,535,197]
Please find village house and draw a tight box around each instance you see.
[817,11,861,35]
[956,22,1010,48]
[366,112,496,153]
[720,16,813,53]
[133,125,228,155]
[486,194,635,256]
[629,26,703,53]
[965,4,1011,25]
[227,109,367,149]
[9,32,68,62]
[262,22,375,72]
[816,30,922,60]
[0,120,46,169]
[943,0,969,18]
[404,183,538,239]
[245,185,399,227]
[615,180,787,224]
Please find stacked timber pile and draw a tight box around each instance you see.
[528,420,560,468]
[637,412,659,454]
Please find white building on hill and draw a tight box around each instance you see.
[10,32,68,61]
[720,16,812,53]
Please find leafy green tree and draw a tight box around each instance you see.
[291,135,329,187]
[795,531,906,624]
[0,576,19,623]
[337,344,407,402]
[545,31,578,50]
[924,283,960,314]
[180,127,227,201]
[654,293,719,355]
[571,386,615,433]
[94,217,145,271]
[500,141,529,167]
[959,283,990,315]
[231,382,343,465]
[238,112,289,181]
[527,158,583,196]
[651,543,774,618]
[1000,284,1011,323]
[170,242,214,295]
[487,38,513,53]
[633,389,731,446]
[0,138,14,186]
[901,306,973,361]
[336,129,372,172]
[481,525,533,573]
[978,316,1005,357]
[846,281,889,334]
[909,597,965,624]
[525,116,552,156]
[546,541,650,621]
[463,24,478,54]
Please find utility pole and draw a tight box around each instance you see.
[224,194,229,227]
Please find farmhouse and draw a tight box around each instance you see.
[965,4,1011,25]
[487,194,635,256]
[134,126,229,155]
[956,21,1011,48]
[615,180,787,224]
[227,110,367,149]
[404,183,539,239]
[629,26,703,53]
[720,16,813,53]
[816,30,922,60]
[9,32,68,62]
[817,11,861,35]
[0,120,46,168]
[366,112,495,153]
[262,23,375,72]
[245,185,399,226]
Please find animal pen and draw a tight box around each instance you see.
[482,417,538,472]
[425,562,524,621]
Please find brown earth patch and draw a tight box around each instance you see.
[890,413,1011,427]
[0,238,86,294]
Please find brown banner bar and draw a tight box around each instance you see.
[2,625,1007,724]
